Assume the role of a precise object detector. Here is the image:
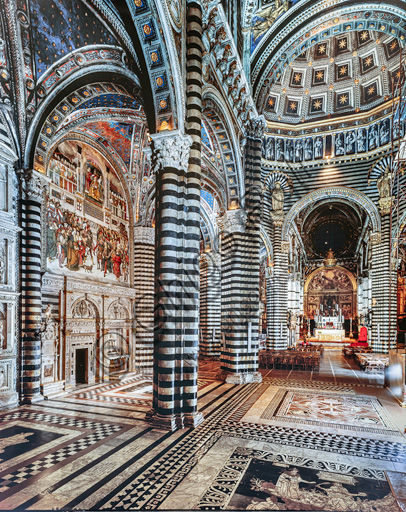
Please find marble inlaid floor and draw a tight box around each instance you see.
[0,351,405,511]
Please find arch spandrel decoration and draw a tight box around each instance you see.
[282,186,381,242]
[304,265,357,319]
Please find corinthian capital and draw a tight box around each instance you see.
[151,130,193,173]
[247,115,266,140]
[219,208,247,236]
[20,169,50,202]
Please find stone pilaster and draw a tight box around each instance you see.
[134,226,155,372]
[370,217,396,353]
[19,170,49,403]
[267,219,289,350]
[220,117,265,384]
[200,252,221,357]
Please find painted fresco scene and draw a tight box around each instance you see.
[45,141,130,283]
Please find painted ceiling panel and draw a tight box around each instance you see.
[75,93,141,111]
[201,190,214,210]
[82,120,134,166]
[29,0,117,79]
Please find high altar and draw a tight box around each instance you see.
[304,259,356,342]
[314,313,345,341]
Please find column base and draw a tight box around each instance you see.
[146,410,205,431]
[217,371,262,384]
[20,393,44,405]
[183,411,204,428]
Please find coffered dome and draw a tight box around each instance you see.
[263,31,402,124]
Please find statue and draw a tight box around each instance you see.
[377,165,392,199]
[285,139,293,162]
[266,138,275,160]
[276,139,284,161]
[324,248,337,267]
[369,124,379,150]
[380,119,390,145]
[314,137,323,159]
[0,308,5,350]
[357,128,366,152]
[345,131,356,153]
[335,133,344,156]
[295,139,303,162]
[304,138,313,160]
[272,182,284,212]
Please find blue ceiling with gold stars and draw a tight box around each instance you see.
[74,94,141,111]
[29,0,117,79]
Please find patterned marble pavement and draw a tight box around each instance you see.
[0,374,404,511]
[258,388,402,435]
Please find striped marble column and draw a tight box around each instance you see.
[134,226,155,372]
[20,170,48,404]
[267,222,289,350]
[200,252,221,357]
[220,117,265,384]
[148,1,204,430]
[371,216,396,353]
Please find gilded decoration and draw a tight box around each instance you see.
[304,266,356,319]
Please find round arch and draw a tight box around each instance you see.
[282,186,381,242]
[304,265,357,293]
[202,87,244,206]
[25,67,143,169]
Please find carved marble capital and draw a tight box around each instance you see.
[134,226,155,245]
[151,130,193,173]
[270,210,284,227]
[281,241,290,253]
[220,209,247,236]
[246,115,266,140]
[370,231,381,245]
[378,196,394,215]
[20,170,50,202]
[200,251,221,267]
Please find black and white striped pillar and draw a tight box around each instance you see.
[147,2,204,429]
[267,221,289,350]
[134,226,155,372]
[371,217,396,353]
[20,170,48,404]
[220,117,265,383]
[200,252,221,357]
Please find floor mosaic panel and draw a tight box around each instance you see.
[259,389,401,435]
[198,447,401,511]
[0,365,405,512]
